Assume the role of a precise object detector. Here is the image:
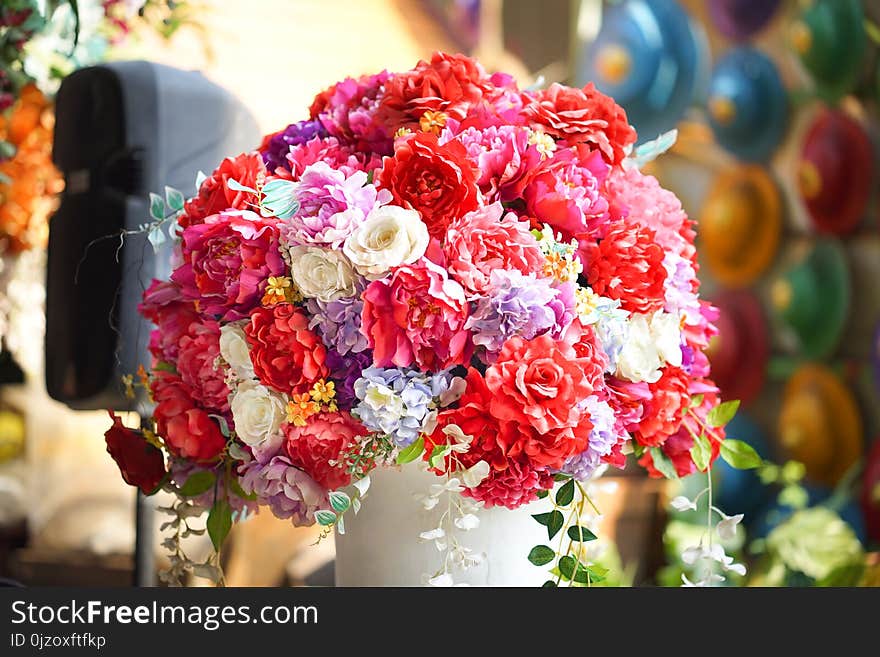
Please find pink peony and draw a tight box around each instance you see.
[176,319,230,413]
[139,279,198,364]
[283,411,367,490]
[286,136,384,181]
[523,146,610,243]
[361,257,472,370]
[443,202,545,297]
[238,455,328,525]
[172,210,286,321]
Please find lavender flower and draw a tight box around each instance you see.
[663,252,701,326]
[325,347,373,411]
[559,397,619,481]
[261,120,327,172]
[352,367,463,447]
[306,290,369,356]
[466,270,574,357]
[238,456,328,526]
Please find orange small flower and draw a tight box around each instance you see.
[286,393,320,427]
[419,110,448,135]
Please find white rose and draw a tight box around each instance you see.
[230,380,287,449]
[288,245,357,301]
[617,314,663,383]
[650,311,683,368]
[219,324,254,379]
[343,205,429,279]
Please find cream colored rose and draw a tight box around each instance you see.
[230,379,287,449]
[342,205,429,279]
[616,311,683,383]
[219,324,255,379]
[288,245,357,301]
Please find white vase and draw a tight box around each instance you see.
[334,463,559,586]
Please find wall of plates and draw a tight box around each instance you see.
[575,0,880,550]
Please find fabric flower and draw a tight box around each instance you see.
[230,379,287,457]
[342,204,429,279]
[151,372,226,462]
[219,323,255,380]
[616,311,683,383]
[281,161,387,247]
[244,303,328,394]
[286,135,384,181]
[283,411,366,490]
[172,210,286,321]
[443,202,544,297]
[325,348,373,411]
[559,396,620,480]
[585,220,667,315]
[525,82,636,165]
[139,279,198,364]
[377,52,494,133]
[361,258,472,371]
[305,293,369,356]
[238,455,328,525]
[176,318,230,413]
[178,152,265,229]
[260,120,328,174]
[288,245,358,302]
[465,270,574,357]
[631,367,690,448]
[485,333,594,434]
[352,367,459,447]
[376,131,479,240]
[105,411,166,494]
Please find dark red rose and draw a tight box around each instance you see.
[105,411,166,494]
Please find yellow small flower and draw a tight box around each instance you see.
[310,379,336,405]
[528,129,556,159]
[419,110,448,135]
[395,127,413,139]
[576,287,600,318]
[121,374,135,400]
[262,276,295,306]
[286,393,320,427]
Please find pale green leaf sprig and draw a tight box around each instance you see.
[528,470,609,587]
[226,177,300,220]
[140,185,187,253]
[311,475,372,542]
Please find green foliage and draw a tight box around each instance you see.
[314,510,337,526]
[396,436,424,465]
[690,433,712,472]
[207,500,232,551]
[555,479,575,506]
[650,447,678,479]
[567,525,597,542]
[707,400,740,428]
[329,491,351,514]
[177,470,215,497]
[528,545,555,566]
[720,439,762,470]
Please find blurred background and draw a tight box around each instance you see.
[0,0,878,587]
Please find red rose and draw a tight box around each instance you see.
[245,303,328,394]
[283,411,366,490]
[485,334,594,434]
[525,82,636,165]
[178,152,265,229]
[151,372,226,462]
[585,221,667,314]
[562,320,609,395]
[105,411,166,494]
[376,132,479,240]
[139,279,198,364]
[377,52,494,132]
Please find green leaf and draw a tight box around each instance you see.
[632,443,645,458]
[396,436,425,465]
[720,439,762,470]
[149,192,166,221]
[531,512,553,526]
[260,179,299,219]
[527,545,555,566]
[650,447,678,479]
[541,580,557,588]
[226,178,258,194]
[209,414,231,438]
[555,479,575,506]
[548,510,564,540]
[428,444,451,469]
[177,470,215,497]
[314,509,337,526]
[195,170,208,190]
[707,400,740,428]
[567,525,598,542]
[329,491,351,514]
[165,186,185,212]
[146,224,167,253]
[689,393,705,408]
[207,500,232,551]
[0,140,15,160]
[558,555,576,580]
[690,433,712,472]
[553,473,572,482]
[535,489,549,499]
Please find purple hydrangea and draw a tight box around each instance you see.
[559,397,619,481]
[261,119,327,173]
[465,270,575,357]
[325,347,373,411]
[306,291,369,356]
[352,367,462,447]
[663,252,701,326]
[238,456,328,526]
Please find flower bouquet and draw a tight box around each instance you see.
[106,52,758,586]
